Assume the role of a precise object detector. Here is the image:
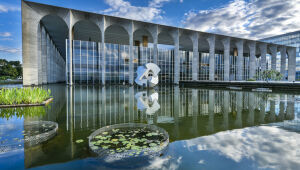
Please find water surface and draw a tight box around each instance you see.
[0,85,300,170]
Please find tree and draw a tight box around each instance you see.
[260,70,283,81]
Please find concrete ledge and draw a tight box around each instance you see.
[180,81,300,91]
[0,98,53,108]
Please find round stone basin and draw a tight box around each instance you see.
[88,123,169,167]
[24,121,58,147]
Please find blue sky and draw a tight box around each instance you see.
[0,0,299,62]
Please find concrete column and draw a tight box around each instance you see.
[235,40,244,81]
[259,43,267,72]
[128,21,134,85]
[172,29,180,84]
[41,26,47,84]
[280,46,287,80]
[191,32,199,81]
[22,0,41,85]
[286,95,295,120]
[207,35,215,81]
[287,47,296,82]
[248,93,255,126]
[151,25,158,64]
[269,45,277,70]
[207,90,214,133]
[47,34,51,83]
[222,38,230,81]
[248,42,256,79]
[69,10,74,85]
[192,89,198,135]
[223,91,229,130]
[235,92,242,128]
[100,17,106,85]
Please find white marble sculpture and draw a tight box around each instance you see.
[135,90,160,115]
[135,63,160,87]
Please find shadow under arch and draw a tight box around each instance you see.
[133,28,153,47]
[105,24,129,45]
[39,14,69,59]
[72,20,101,42]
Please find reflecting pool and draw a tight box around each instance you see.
[1,85,300,170]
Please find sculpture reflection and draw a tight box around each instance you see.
[135,90,160,116]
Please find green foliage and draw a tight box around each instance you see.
[0,106,47,120]
[247,78,256,81]
[254,70,283,81]
[0,87,51,105]
[261,70,283,81]
[0,59,22,79]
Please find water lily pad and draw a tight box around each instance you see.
[76,139,84,143]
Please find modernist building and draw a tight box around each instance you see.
[261,30,300,80]
[22,0,297,86]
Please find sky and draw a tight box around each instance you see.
[0,0,299,62]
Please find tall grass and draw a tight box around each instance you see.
[0,87,51,105]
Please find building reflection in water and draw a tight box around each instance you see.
[64,85,296,138]
[22,85,298,168]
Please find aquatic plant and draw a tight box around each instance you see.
[0,87,51,105]
[89,124,169,158]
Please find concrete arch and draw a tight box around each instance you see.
[72,20,102,42]
[179,33,193,51]
[133,28,153,47]
[157,29,174,47]
[39,14,69,55]
[105,24,129,45]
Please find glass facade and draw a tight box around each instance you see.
[261,31,300,80]
[67,39,266,84]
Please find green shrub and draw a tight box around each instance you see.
[0,87,51,105]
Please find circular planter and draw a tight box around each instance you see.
[88,123,169,168]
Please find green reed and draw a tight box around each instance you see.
[0,87,51,105]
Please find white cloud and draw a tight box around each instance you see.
[101,0,171,22]
[185,126,300,169]
[0,4,20,13]
[0,46,21,54]
[0,32,12,37]
[149,0,171,8]
[182,0,300,39]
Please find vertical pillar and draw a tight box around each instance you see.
[192,89,198,135]
[153,31,158,64]
[69,10,74,85]
[191,32,199,81]
[248,93,255,126]
[248,42,256,79]
[235,40,244,81]
[207,90,214,132]
[269,45,277,70]
[47,34,51,83]
[37,24,43,84]
[287,47,296,82]
[172,29,180,84]
[222,37,230,81]
[128,21,134,85]
[259,43,267,72]
[22,0,40,85]
[280,46,287,80]
[223,91,229,130]
[286,95,295,120]
[41,26,47,84]
[235,92,242,128]
[207,35,215,81]
[101,17,106,85]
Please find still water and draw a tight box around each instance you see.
[1,85,300,170]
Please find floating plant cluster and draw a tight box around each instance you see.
[89,123,169,159]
